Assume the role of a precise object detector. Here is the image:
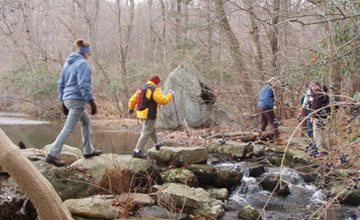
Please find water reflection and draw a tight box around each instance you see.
[1,118,150,155]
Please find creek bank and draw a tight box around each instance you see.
[1,137,360,219]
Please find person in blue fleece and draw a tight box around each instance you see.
[45,39,102,166]
[257,77,283,144]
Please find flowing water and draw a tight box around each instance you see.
[220,162,360,220]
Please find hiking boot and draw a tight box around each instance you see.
[132,150,147,159]
[45,155,65,167]
[84,149,102,159]
[155,143,163,151]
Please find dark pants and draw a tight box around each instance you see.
[259,108,280,139]
[305,109,313,138]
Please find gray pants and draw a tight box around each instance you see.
[313,118,327,151]
[135,119,158,152]
[48,100,94,158]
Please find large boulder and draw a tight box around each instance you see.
[160,168,198,187]
[155,183,224,218]
[64,195,118,219]
[71,154,155,193]
[42,144,83,165]
[7,156,95,201]
[157,61,235,129]
[147,146,207,166]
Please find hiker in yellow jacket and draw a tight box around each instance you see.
[128,75,174,158]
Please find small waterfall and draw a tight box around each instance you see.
[230,176,262,202]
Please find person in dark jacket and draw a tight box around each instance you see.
[45,39,102,166]
[257,77,283,144]
[310,81,330,152]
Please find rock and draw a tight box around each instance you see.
[156,61,214,129]
[147,146,207,166]
[208,139,253,158]
[259,175,290,196]
[188,164,215,186]
[43,144,83,165]
[238,205,262,220]
[7,159,95,201]
[156,61,236,129]
[213,166,243,188]
[71,154,155,193]
[116,193,155,206]
[331,183,360,206]
[64,195,118,219]
[205,188,229,201]
[160,168,198,187]
[0,186,37,220]
[266,146,309,166]
[252,144,265,157]
[248,164,265,178]
[155,183,224,218]
[142,206,188,220]
[21,148,45,161]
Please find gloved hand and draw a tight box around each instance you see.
[62,103,69,116]
[169,89,175,96]
[88,100,97,115]
[128,109,134,115]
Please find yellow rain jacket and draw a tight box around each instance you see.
[128,81,173,120]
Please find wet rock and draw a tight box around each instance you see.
[267,156,282,167]
[205,188,229,201]
[71,154,155,193]
[248,164,265,178]
[64,195,118,219]
[188,164,215,186]
[155,183,224,218]
[332,183,360,206]
[213,166,243,189]
[238,205,261,220]
[43,144,83,165]
[142,206,188,219]
[147,146,207,166]
[0,186,37,220]
[160,168,198,187]
[208,139,253,158]
[259,175,290,196]
[300,172,318,183]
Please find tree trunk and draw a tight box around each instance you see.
[269,0,280,75]
[175,0,182,48]
[116,0,134,100]
[0,129,72,220]
[214,0,251,94]
[244,0,265,82]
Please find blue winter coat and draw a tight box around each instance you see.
[257,84,274,109]
[58,52,93,102]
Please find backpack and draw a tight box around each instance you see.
[135,85,156,111]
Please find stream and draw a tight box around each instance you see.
[1,112,360,219]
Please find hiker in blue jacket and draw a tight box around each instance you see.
[45,39,102,166]
[257,77,283,144]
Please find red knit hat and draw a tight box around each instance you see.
[149,75,160,85]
